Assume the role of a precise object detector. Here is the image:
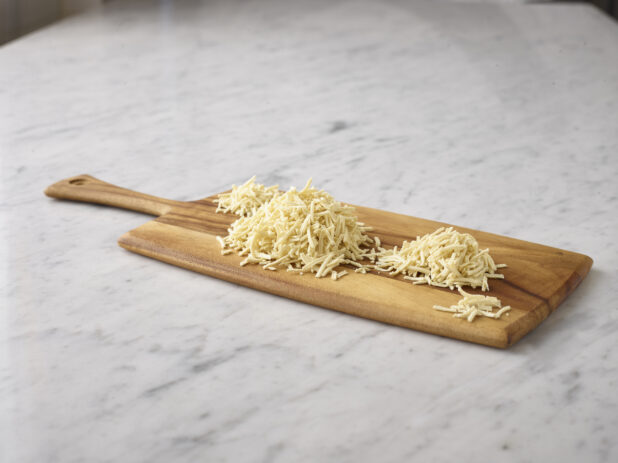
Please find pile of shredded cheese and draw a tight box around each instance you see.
[433,288,511,322]
[214,176,279,217]
[373,227,505,291]
[216,179,374,279]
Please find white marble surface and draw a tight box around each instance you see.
[2,0,618,461]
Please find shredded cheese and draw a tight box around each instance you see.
[373,227,505,291]
[216,179,374,278]
[215,179,511,324]
[433,288,511,322]
[214,176,279,217]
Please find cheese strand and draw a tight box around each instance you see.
[433,288,511,322]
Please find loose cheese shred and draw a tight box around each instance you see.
[216,178,374,278]
[433,288,511,322]
[373,227,505,291]
[214,176,279,217]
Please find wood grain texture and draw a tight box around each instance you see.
[45,175,593,348]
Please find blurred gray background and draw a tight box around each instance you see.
[1,0,616,47]
[0,0,102,45]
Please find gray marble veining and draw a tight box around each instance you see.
[1,0,617,462]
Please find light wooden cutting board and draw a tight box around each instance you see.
[45,174,592,348]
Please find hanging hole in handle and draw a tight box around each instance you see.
[69,178,86,185]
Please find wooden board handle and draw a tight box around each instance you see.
[44,174,179,216]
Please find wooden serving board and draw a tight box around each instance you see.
[45,175,592,348]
